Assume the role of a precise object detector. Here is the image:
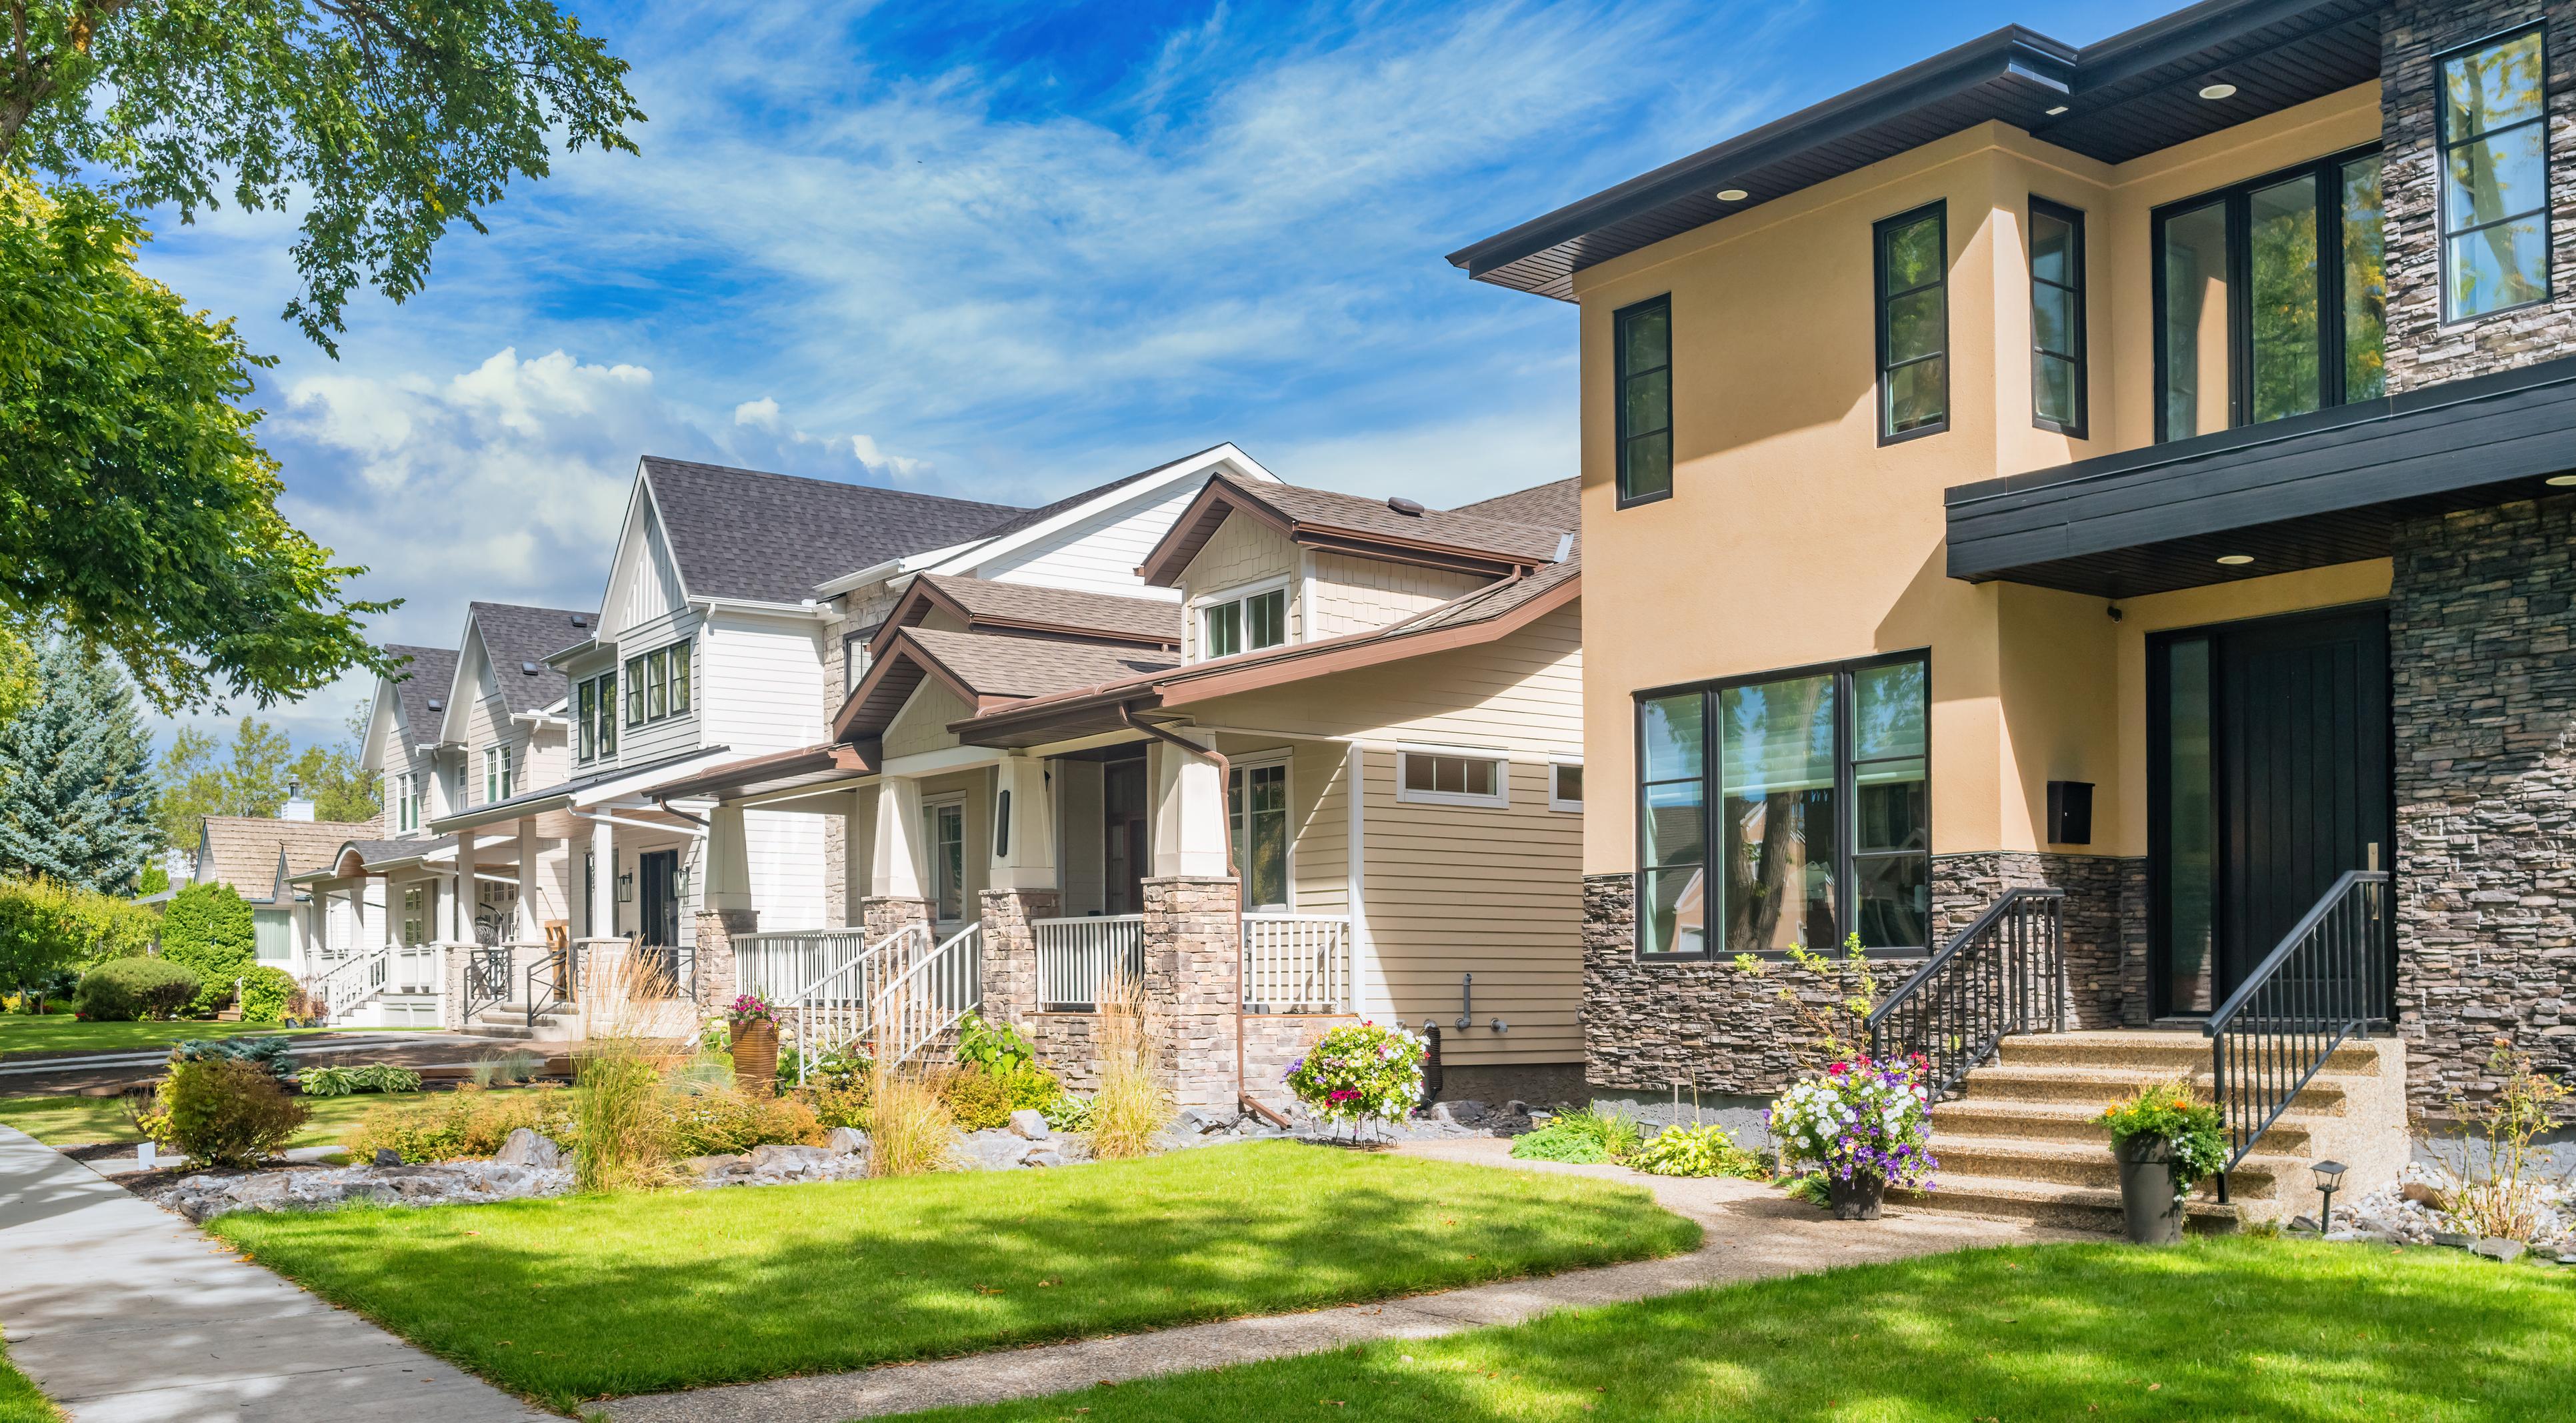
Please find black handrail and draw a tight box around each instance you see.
[1865,888,2066,1100]
[2203,870,2390,1176]
[526,942,583,1030]
[461,946,512,1024]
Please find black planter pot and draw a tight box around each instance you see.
[1829,1170,1887,1221]
[2115,1136,2185,1244]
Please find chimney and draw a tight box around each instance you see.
[279,778,316,822]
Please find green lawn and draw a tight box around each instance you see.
[892,1236,2575,1423]
[0,1090,431,1147]
[0,1336,61,1423]
[211,1140,1700,1409]
[0,1016,347,1060]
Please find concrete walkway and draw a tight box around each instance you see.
[603,1136,2086,1423]
[0,1124,549,1423]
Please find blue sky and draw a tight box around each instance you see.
[135,0,2171,751]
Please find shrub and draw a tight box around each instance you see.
[299,1063,423,1096]
[0,876,157,1004]
[1089,973,1168,1160]
[352,1086,576,1164]
[2097,1080,2227,1206]
[1510,1107,1643,1165]
[799,1080,871,1130]
[1040,1092,1095,1132]
[866,1066,956,1177]
[575,1038,671,1193]
[1285,1020,1425,1132]
[161,882,255,1014]
[2426,1040,2575,1242]
[155,1057,309,1168]
[78,956,202,1020]
[955,1013,1036,1073]
[236,965,296,1024]
[469,1049,544,1088]
[942,1064,1014,1130]
[667,1088,822,1157]
[1627,1122,1769,1179]
[172,1035,295,1080]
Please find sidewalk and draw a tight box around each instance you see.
[603,1137,2083,1423]
[0,1124,548,1423]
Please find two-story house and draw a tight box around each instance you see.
[1457,0,2569,1224]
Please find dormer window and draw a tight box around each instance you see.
[1199,586,1286,659]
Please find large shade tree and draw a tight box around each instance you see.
[0,3,643,710]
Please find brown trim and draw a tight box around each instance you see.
[637,740,882,801]
[830,628,986,741]
[1134,472,1553,586]
[864,579,1177,662]
[1135,475,1295,586]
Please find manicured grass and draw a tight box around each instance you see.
[211,1140,1700,1409]
[0,1090,433,1147]
[895,1236,2575,1423]
[0,1017,346,1060]
[0,1336,62,1423]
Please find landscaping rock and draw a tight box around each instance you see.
[956,1130,1033,1171]
[825,1126,870,1155]
[1430,1100,1489,1127]
[151,1162,571,1222]
[1023,1149,1065,1168]
[1008,1110,1052,1140]
[494,1128,563,1170]
[2433,1232,2475,1249]
[2473,1238,2529,1263]
[372,1148,402,1168]
[1175,1106,1237,1136]
[684,1153,746,1181]
[2401,1180,2451,1210]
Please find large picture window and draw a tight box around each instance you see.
[2155,146,2385,441]
[1633,654,1929,959]
[2440,27,2551,322]
[1875,203,1948,441]
[1613,295,1673,505]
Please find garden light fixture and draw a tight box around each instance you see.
[2311,1159,2347,1230]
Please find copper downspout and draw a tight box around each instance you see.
[1119,703,1292,1130]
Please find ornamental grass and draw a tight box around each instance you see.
[1087,970,1169,1160]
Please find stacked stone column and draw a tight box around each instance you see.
[861,896,933,942]
[1143,875,1241,1111]
[977,887,1058,1025]
[691,908,751,1008]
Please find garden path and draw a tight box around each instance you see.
[0,1124,549,1423]
[603,1136,2083,1423]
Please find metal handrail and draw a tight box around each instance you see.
[2204,870,2390,1178]
[525,941,583,1030]
[868,921,981,1069]
[461,944,513,1023]
[1865,888,2066,1099]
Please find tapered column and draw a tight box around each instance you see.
[453,831,478,941]
[989,756,1057,892]
[1150,740,1230,879]
[864,776,933,940]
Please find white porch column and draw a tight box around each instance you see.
[989,756,1057,892]
[871,776,929,900]
[706,801,755,917]
[453,830,478,940]
[515,816,540,942]
[591,816,617,939]
[1150,740,1231,879]
[1345,741,1381,1017]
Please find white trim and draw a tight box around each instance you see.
[1298,551,1318,644]
[1549,758,1585,814]
[1395,746,1511,810]
[1227,748,1293,912]
[1190,575,1294,663]
[571,811,711,840]
[935,443,1284,584]
[1344,742,1375,1016]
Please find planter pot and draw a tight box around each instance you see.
[731,1020,779,1097]
[1829,1170,1887,1220]
[2116,1136,2185,1245]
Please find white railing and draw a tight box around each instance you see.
[1242,914,1352,1013]
[1033,915,1145,1011]
[311,946,391,1023]
[787,924,923,1082]
[391,941,444,996]
[735,928,872,1004]
[869,922,983,1070]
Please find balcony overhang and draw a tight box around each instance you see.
[1945,357,2576,599]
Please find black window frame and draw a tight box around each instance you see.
[595,669,617,757]
[623,655,645,726]
[2028,196,2089,439]
[1873,202,1949,445]
[2436,24,2553,325]
[577,679,597,764]
[843,625,879,695]
[2151,142,2387,443]
[1612,293,1674,508]
[1630,649,1933,962]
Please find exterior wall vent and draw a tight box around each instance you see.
[1387,496,1426,516]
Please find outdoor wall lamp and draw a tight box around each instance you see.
[616,873,633,904]
[2311,1160,2347,1230]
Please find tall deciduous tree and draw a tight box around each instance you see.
[153,711,375,853]
[0,634,156,891]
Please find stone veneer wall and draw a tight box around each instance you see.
[1241,1015,1353,1114]
[1581,854,2145,1093]
[690,908,751,1008]
[2390,495,2576,1115]
[2381,1,2576,393]
[1141,876,1241,1111]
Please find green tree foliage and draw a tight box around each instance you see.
[290,707,383,824]
[155,712,375,855]
[135,860,169,896]
[0,874,158,1003]
[78,954,201,1020]
[0,633,155,890]
[161,880,255,1014]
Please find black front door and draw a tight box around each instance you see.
[2151,606,2391,1016]
[639,850,680,948]
[1103,759,1147,915]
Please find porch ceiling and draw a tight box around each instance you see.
[1945,357,2576,599]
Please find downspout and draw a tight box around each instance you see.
[653,797,711,828]
[1119,703,1291,1130]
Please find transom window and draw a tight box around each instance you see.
[1201,587,1286,659]
[2155,145,2385,441]
[2440,27,2551,322]
[1398,749,1508,808]
[622,639,693,728]
[1633,654,1929,959]
[2029,198,2087,436]
[1228,760,1289,911]
[1875,203,1949,441]
[1613,295,1673,505]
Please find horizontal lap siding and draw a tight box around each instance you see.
[615,605,705,768]
[705,611,823,756]
[976,485,1200,598]
[1182,517,1301,654]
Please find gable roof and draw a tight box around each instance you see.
[870,575,1181,659]
[1451,477,1580,532]
[383,644,459,746]
[198,817,380,904]
[467,603,593,716]
[1137,473,1570,586]
[639,457,1025,605]
[835,625,1183,742]
[1450,1,2385,299]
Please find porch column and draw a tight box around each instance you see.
[1149,740,1229,879]
[989,756,1057,892]
[515,816,541,943]
[978,884,1058,1032]
[696,800,757,1006]
[864,776,933,940]
[590,816,616,939]
[453,830,478,941]
[1143,873,1241,1112]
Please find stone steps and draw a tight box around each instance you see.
[1889,1174,2241,1235]
[1961,1063,2349,1114]
[1993,1031,2380,1076]
[459,1003,577,1042]
[1932,1096,2318,1155]
[1929,1134,2297,1200]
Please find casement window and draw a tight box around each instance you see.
[925,800,966,922]
[483,745,515,804]
[1549,762,1585,814]
[1228,759,1290,911]
[2029,198,2088,436]
[844,626,879,695]
[1875,203,1949,441]
[394,773,419,832]
[576,670,621,762]
[620,640,693,728]
[2155,145,2386,441]
[1632,653,1929,959]
[669,640,691,715]
[1199,586,1286,659]
[2440,28,2551,322]
[646,649,668,719]
[1613,295,1673,505]
[1397,747,1509,808]
[624,655,645,725]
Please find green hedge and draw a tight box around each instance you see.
[77,957,203,1021]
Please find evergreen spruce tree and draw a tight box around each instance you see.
[0,635,156,892]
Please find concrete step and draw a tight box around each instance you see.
[1931,1097,2321,1156]
[1996,1032,2383,1076]
[1890,1172,2241,1235]
[1958,1063,2350,1114]
[1926,1133,2293,1200]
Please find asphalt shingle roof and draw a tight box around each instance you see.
[903,627,1182,701]
[469,603,594,715]
[915,575,1181,645]
[641,457,1025,604]
[383,644,459,745]
[1451,477,1579,533]
[960,449,1211,543]
[1247,482,1569,563]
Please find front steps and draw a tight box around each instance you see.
[1889,1030,2408,1234]
[458,1001,578,1042]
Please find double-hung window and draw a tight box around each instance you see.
[1876,203,1949,441]
[395,772,420,832]
[2155,145,2386,440]
[646,649,669,719]
[1199,587,1286,659]
[2029,198,2087,435]
[1227,760,1289,911]
[1613,295,1673,505]
[1632,654,1929,959]
[483,745,514,804]
[401,885,430,946]
[669,640,691,715]
[2440,27,2551,322]
[624,655,646,726]
[594,671,617,757]
[577,670,620,763]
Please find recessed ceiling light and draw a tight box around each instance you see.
[2045,105,2069,116]
[1716,188,1749,201]
[2547,473,2576,487]
[2216,553,2255,565]
[2199,82,2239,101]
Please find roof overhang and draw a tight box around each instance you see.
[426,745,736,836]
[633,741,879,802]
[831,631,988,742]
[865,577,1179,664]
[1137,473,1543,587]
[1945,357,2576,599]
